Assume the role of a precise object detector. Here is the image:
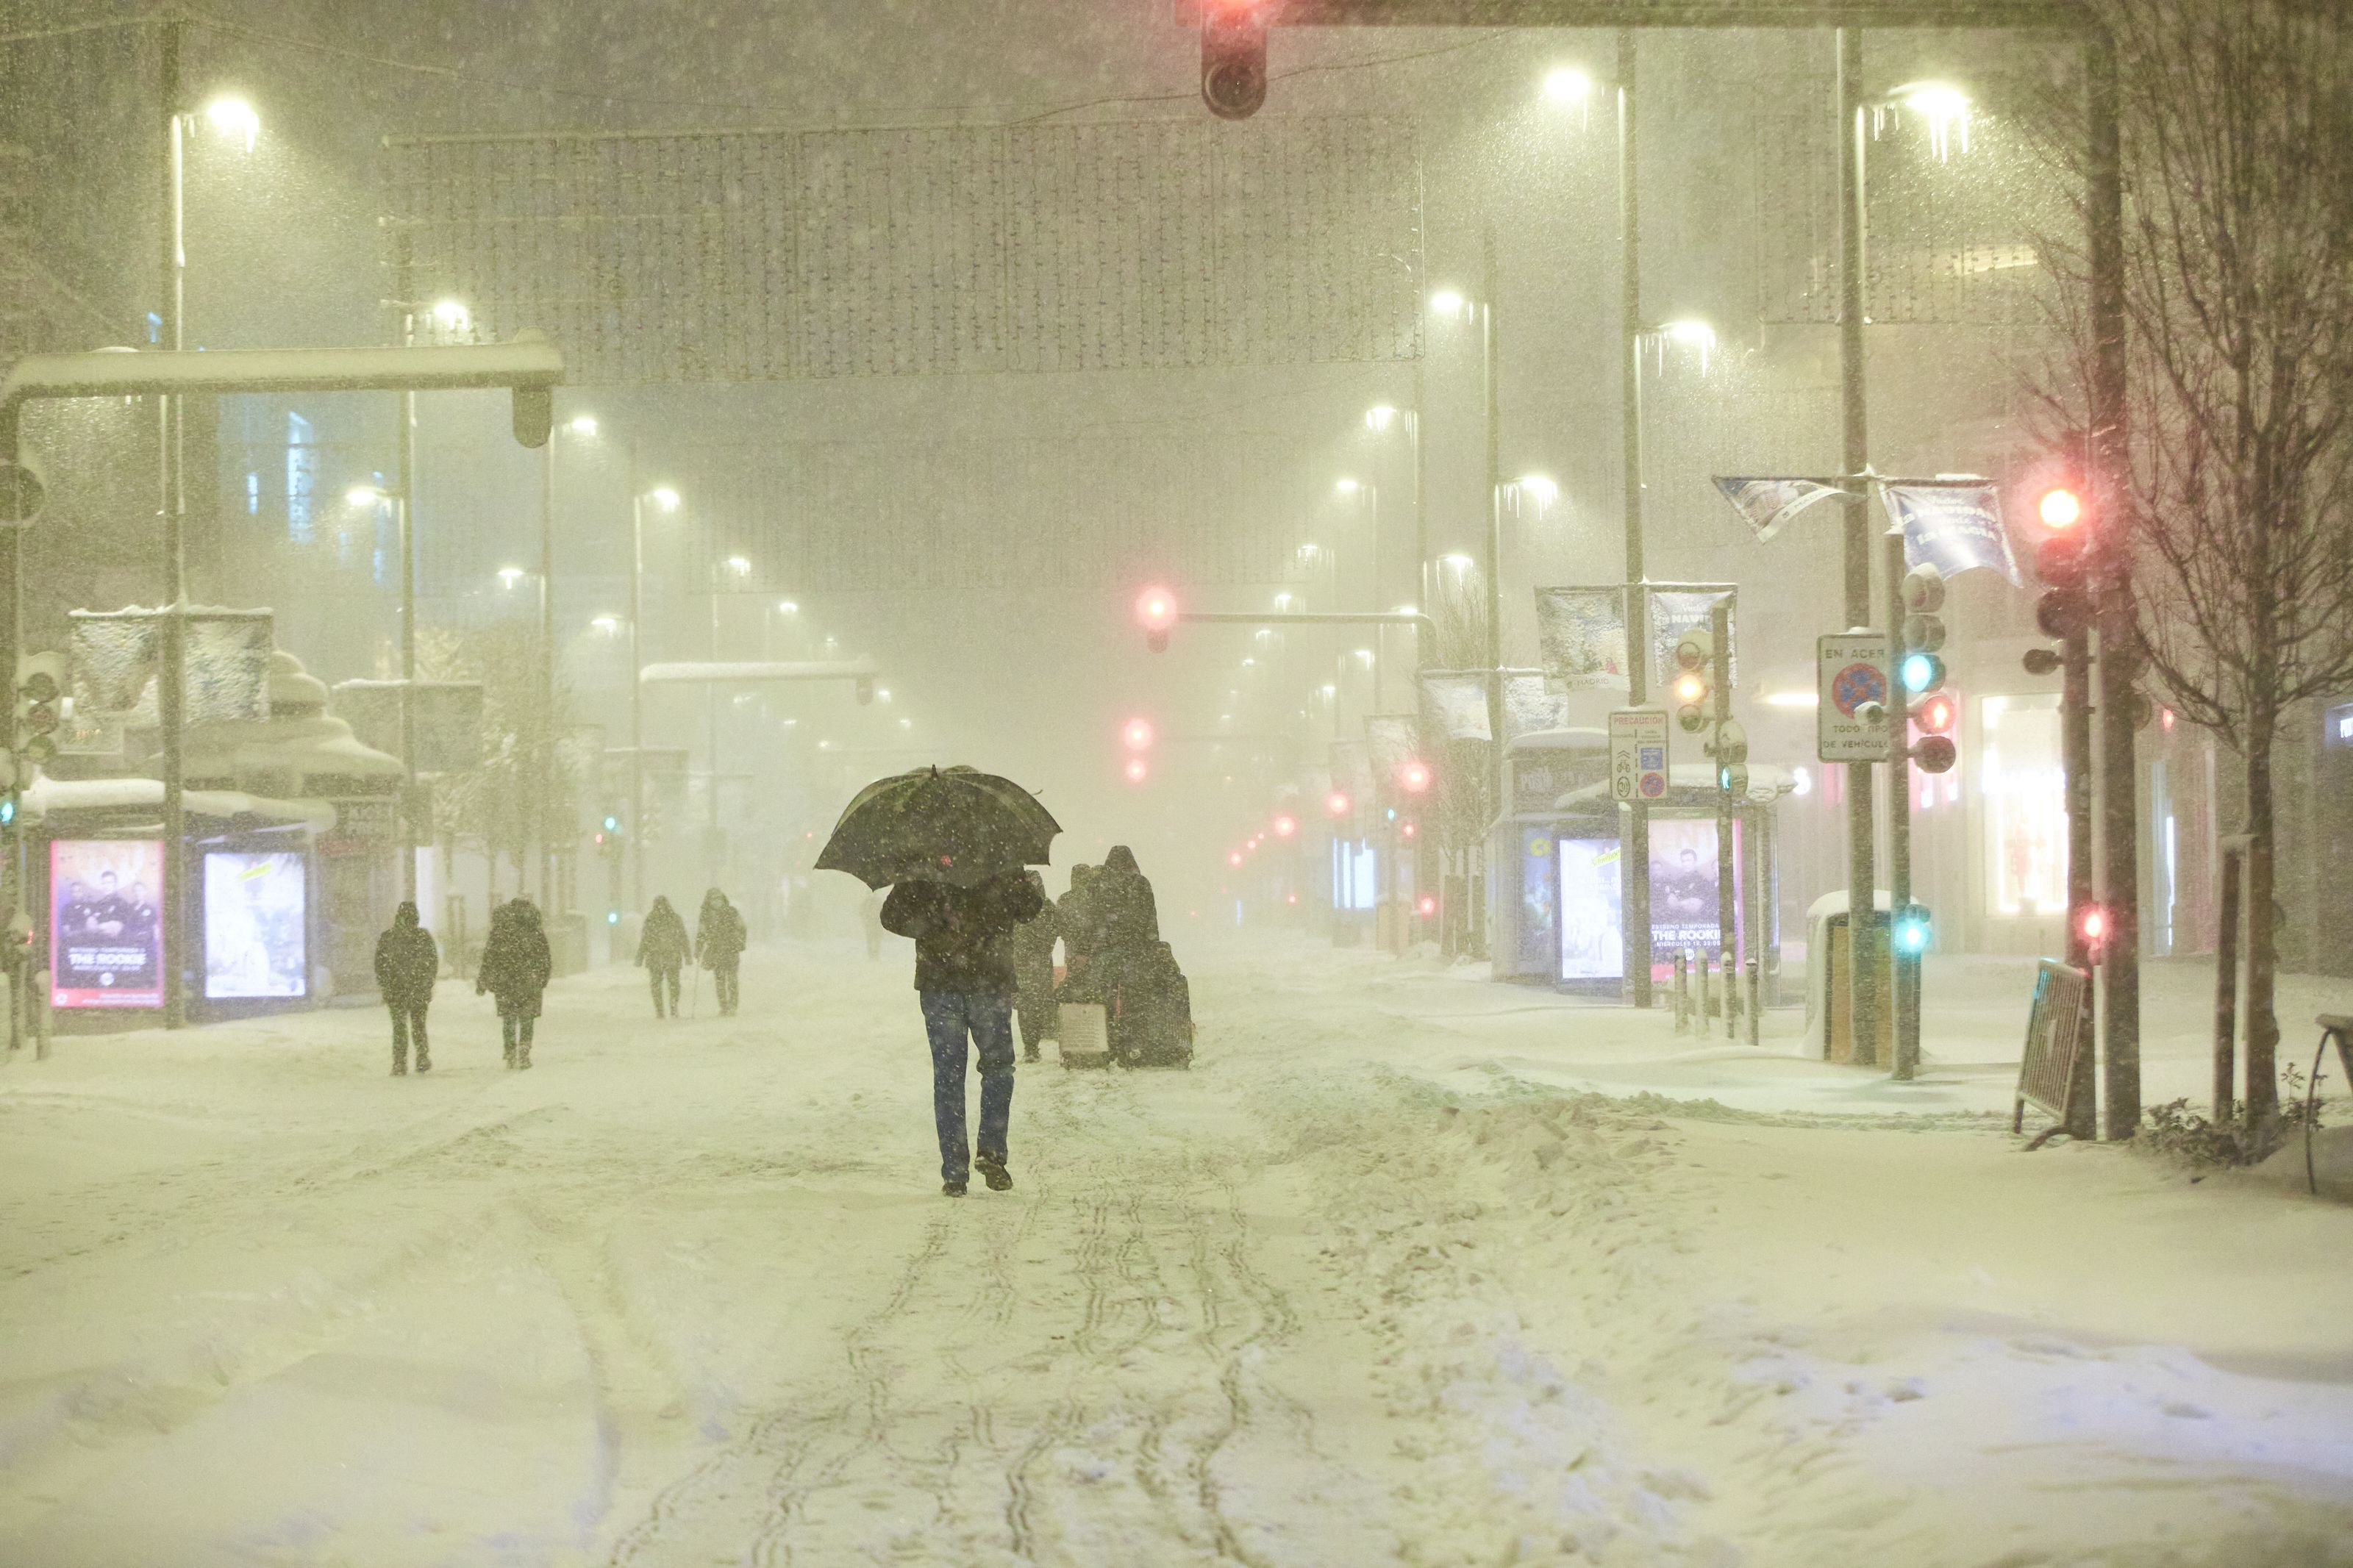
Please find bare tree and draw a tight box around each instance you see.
[2034,0,2353,1126]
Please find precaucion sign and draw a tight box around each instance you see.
[1818,633,1895,762]
[1609,708,1670,802]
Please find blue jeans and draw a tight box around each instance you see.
[919,991,1015,1183]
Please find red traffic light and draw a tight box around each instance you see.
[1271,814,1298,839]
[1123,757,1149,785]
[1398,759,1432,794]
[1137,586,1179,633]
[2077,903,2109,948]
[1121,717,1155,751]
[1914,692,1957,734]
[1416,894,1438,917]
[1400,820,1418,838]
[1228,851,1243,867]
[1325,789,1352,817]
[2038,486,2083,529]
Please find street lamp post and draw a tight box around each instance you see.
[629,467,679,912]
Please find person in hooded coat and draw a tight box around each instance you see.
[696,889,748,1015]
[1008,870,1060,1062]
[374,901,440,1075]
[476,898,552,1068]
[1054,864,1104,1002]
[1093,845,1160,965]
[881,870,1043,1196]
[638,895,690,1018]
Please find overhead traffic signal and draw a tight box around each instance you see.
[1200,0,1272,120]
[7,652,66,791]
[1671,625,1713,734]
[1138,585,1179,653]
[1124,756,1149,785]
[1897,563,1947,695]
[1122,717,1155,751]
[1325,789,1352,818]
[1397,758,1432,795]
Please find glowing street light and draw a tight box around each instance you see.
[431,298,471,334]
[724,554,751,576]
[203,94,260,151]
[591,615,621,635]
[649,487,680,512]
[1543,68,1591,103]
[565,414,599,437]
[776,600,799,615]
[2038,486,2082,529]
[1364,404,1399,432]
[1514,473,1560,506]
[1890,80,1972,160]
[497,566,526,589]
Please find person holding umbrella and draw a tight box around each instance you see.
[818,766,1058,1197]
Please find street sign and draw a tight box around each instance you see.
[1818,632,1894,762]
[1609,708,1669,803]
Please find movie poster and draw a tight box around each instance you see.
[50,840,165,1009]
[1646,817,1723,966]
[1555,837,1624,982]
[204,851,309,1000]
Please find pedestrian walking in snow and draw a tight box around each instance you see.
[1010,870,1059,1062]
[696,889,747,1016]
[638,895,690,1018]
[882,870,1043,1196]
[476,898,551,1068]
[373,901,440,1075]
[1056,863,1104,1002]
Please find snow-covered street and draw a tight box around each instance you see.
[4,939,2351,1567]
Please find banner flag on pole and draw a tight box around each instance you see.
[1416,672,1492,743]
[1532,587,1627,690]
[1711,476,1847,543]
[1880,482,2021,585]
[1646,584,1738,690]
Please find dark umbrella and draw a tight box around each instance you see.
[815,765,1060,889]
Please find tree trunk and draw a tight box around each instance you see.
[2243,738,2281,1128]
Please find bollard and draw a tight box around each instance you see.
[1722,948,1738,1039]
[1746,958,1761,1048]
[1672,950,1690,1033]
[1696,948,1714,1020]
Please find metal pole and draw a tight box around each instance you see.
[707,587,721,888]
[159,15,189,1029]
[1837,26,1879,1068]
[1710,601,1735,1004]
[393,223,420,907]
[628,447,645,913]
[2086,32,2140,1139]
[1480,227,1502,961]
[539,432,556,906]
[1886,523,1918,1079]
[2213,839,2244,1123]
[1618,29,1654,1009]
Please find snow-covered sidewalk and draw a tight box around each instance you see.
[1,935,2348,1566]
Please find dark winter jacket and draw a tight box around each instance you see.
[1093,845,1160,955]
[374,902,440,1009]
[696,892,746,968]
[1010,871,1060,1001]
[638,898,689,970]
[1058,865,1102,967]
[881,872,1045,998]
[476,901,553,1019]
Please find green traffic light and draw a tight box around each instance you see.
[1899,651,1943,693]
[1893,908,1932,955]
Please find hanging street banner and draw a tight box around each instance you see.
[1882,481,2021,585]
[1533,587,1628,690]
[1417,672,1492,743]
[1818,631,1896,762]
[67,609,274,728]
[1647,584,1737,691]
[1503,674,1571,741]
[1711,476,1849,543]
[1363,715,1420,785]
[1609,709,1670,803]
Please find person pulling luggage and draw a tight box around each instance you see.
[476,898,551,1068]
[638,895,689,1018]
[374,901,440,1075]
[1010,870,1060,1062]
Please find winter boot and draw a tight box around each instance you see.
[392,1053,407,1077]
[503,1043,515,1069]
[415,1049,431,1073]
[943,1178,968,1198]
[975,1154,1013,1192]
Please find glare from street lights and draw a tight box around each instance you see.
[725,555,751,576]
[1543,68,1591,103]
[1364,405,1399,432]
[1893,80,1973,160]
[498,567,525,588]
[592,615,621,634]
[649,487,680,512]
[565,414,599,437]
[1274,592,1293,610]
[1515,473,1560,506]
[776,600,799,615]
[1428,288,1468,319]
[431,298,471,332]
[204,95,260,151]
[346,483,386,507]
[1335,478,1360,495]
[1442,552,1474,568]
[876,688,891,702]
[1652,318,1717,372]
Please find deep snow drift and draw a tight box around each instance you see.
[1,935,2349,1567]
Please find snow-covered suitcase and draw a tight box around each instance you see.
[1057,1002,1112,1068]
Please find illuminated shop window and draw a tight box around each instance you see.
[1981,693,2067,917]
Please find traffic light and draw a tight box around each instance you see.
[1124,756,1149,785]
[1397,758,1432,795]
[7,652,66,791]
[1138,585,1179,653]
[1200,0,1271,120]
[601,813,621,834]
[1671,626,1712,733]
[1909,687,1959,775]
[1897,564,1947,696]
[1325,789,1352,818]
[1121,717,1155,751]
[2077,903,2110,955]
[1709,719,1749,797]
[1892,904,1933,956]
[2028,480,2093,651]
[1271,812,1298,839]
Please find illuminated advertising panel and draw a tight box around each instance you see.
[1556,837,1624,982]
[1647,817,1721,965]
[49,840,165,1009]
[203,851,308,1000]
